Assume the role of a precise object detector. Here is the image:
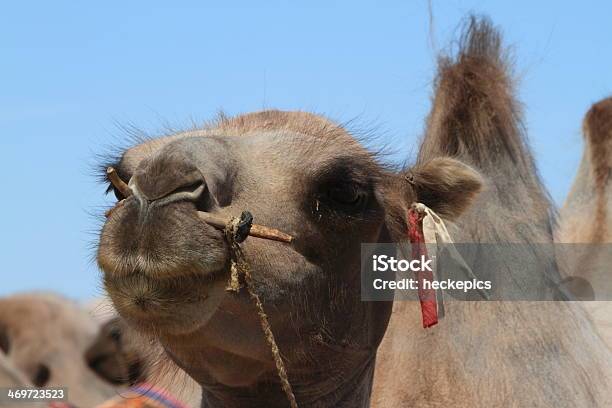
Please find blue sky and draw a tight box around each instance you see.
[1,1,610,299]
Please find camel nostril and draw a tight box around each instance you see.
[195,184,216,213]
[132,177,208,208]
[32,364,51,387]
[160,179,207,205]
[167,180,205,198]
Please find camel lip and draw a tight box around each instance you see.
[116,262,227,282]
[98,252,230,283]
[103,265,227,308]
[103,263,228,292]
[104,269,229,335]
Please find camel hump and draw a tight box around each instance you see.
[420,16,536,176]
[585,97,612,144]
[584,97,612,189]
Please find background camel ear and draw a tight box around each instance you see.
[409,157,483,220]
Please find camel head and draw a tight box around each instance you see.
[97,111,482,405]
[0,293,144,407]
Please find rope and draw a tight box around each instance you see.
[224,212,299,408]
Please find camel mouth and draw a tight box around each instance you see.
[104,270,228,335]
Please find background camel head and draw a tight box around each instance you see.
[0,293,144,407]
[96,111,482,394]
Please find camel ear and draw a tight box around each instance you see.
[409,157,483,220]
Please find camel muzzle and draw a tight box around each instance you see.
[105,165,299,408]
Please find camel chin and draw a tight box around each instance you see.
[106,270,228,336]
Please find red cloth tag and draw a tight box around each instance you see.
[407,208,438,328]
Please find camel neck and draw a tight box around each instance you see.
[197,350,377,408]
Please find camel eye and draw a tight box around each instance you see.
[327,185,365,208]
